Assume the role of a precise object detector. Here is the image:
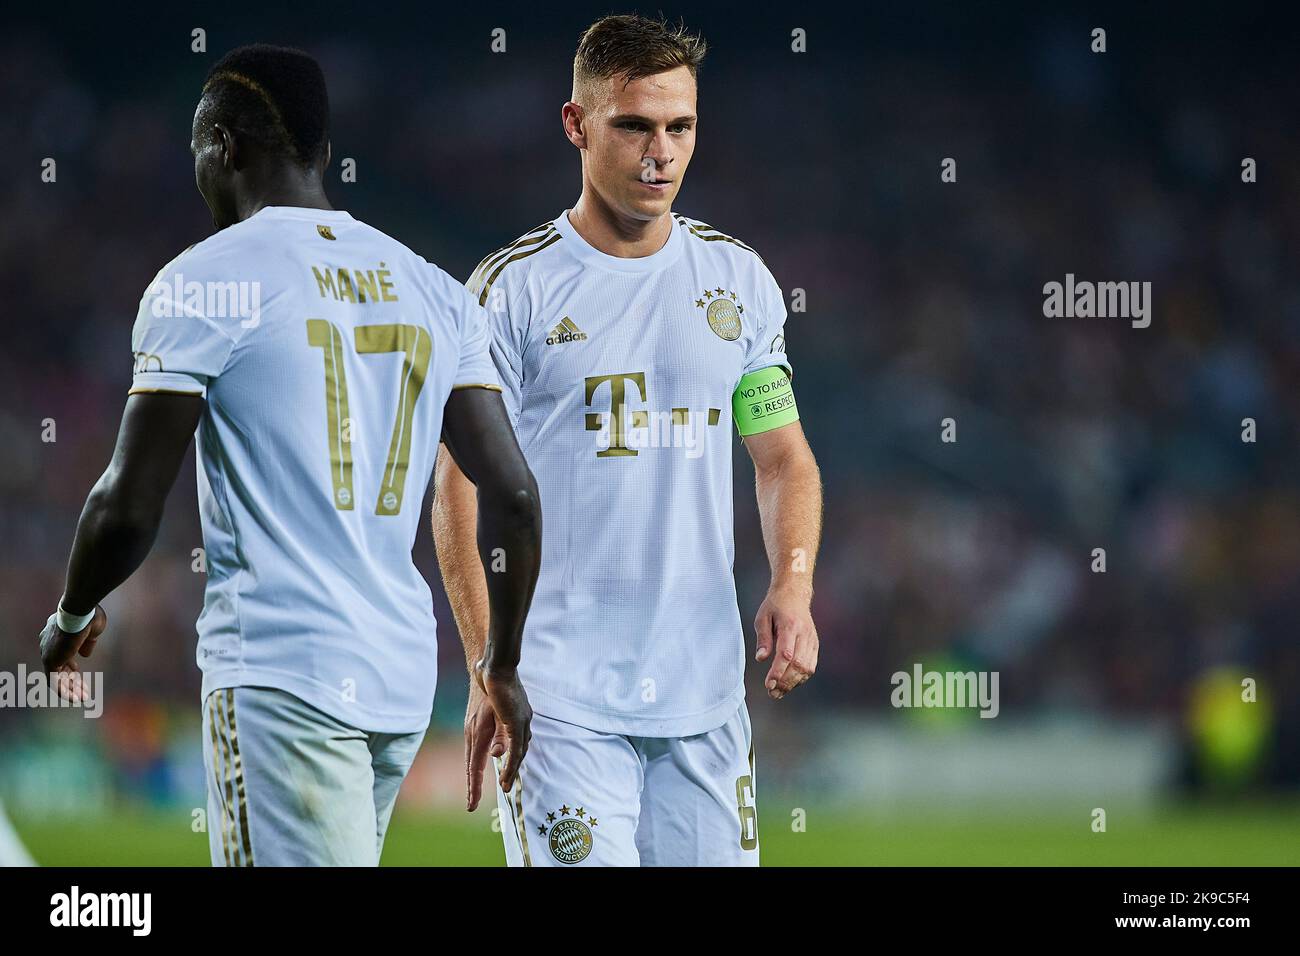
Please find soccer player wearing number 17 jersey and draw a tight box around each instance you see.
[435,15,824,866]
[38,45,541,866]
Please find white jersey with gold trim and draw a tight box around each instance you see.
[130,206,498,733]
[468,209,791,737]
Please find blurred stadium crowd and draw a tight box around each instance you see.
[1,6,1296,814]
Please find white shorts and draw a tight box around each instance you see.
[494,703,759,867]
[201,686,424,866]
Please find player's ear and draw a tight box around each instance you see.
[562,102,587,149]
[213,122,237,171]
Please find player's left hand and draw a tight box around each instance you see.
[38,605,107,703]
[754,587,817,700]
[464,663,533,811]
[463,682,500,813]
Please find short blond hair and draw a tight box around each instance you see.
[572,14,706,103]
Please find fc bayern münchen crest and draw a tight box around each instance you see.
[538,803,597,864]
[696,287,744,341]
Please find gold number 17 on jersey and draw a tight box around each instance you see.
[305,319,431,516]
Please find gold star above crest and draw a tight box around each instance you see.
[729,290,737,300]
[703,289,714,299]
[575,807,585,818]
[589,817,598,827]
[695,298,705,308]
[714,287,725,296]
[559,805,571,816]
[546,812,556,823]
[537,824,546,834]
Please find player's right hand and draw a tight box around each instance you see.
[38,605,107,703]
[464,663,532,811]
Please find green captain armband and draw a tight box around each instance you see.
[732,365,799,436]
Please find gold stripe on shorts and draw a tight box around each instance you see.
[496,757,532,867]
[224,689,254,866]
[206,694,233,866]
[514,770,532,867]
[215,691,239,864]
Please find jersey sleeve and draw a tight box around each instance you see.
[129,251,238,398]
[465,268,525,425]
[451,288,503,394]
[742,265,792,378]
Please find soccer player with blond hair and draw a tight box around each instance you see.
[435,15,822,866]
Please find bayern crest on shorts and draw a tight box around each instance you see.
[538,803,597,864]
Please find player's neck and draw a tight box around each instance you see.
[236,172,333,223]
[568,191,672,259]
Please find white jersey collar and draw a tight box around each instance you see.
[552,208,684,274]
[250,206,354,222]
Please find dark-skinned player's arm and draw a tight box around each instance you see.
[39,393,205,698]
[435,385,542,807]
[743,419,823,699]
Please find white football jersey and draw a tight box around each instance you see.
[131,206,499,734]
[468,210,792,737]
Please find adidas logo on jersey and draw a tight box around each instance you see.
[546,316,588,345]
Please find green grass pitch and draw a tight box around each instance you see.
[13,801,1300,866]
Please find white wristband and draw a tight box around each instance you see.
[55,602,95,634]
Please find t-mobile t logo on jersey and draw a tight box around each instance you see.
[583,372,721,460]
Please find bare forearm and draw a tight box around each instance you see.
[475,477,541,672]
[59,392,203,616]
[754,448,822,600]
[62,477,164,614]
[433,440,541,674]
[437,388,542,674]
[433,448,492,671]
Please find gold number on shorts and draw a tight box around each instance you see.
[306,320,432,515]
[735,774,758,850]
